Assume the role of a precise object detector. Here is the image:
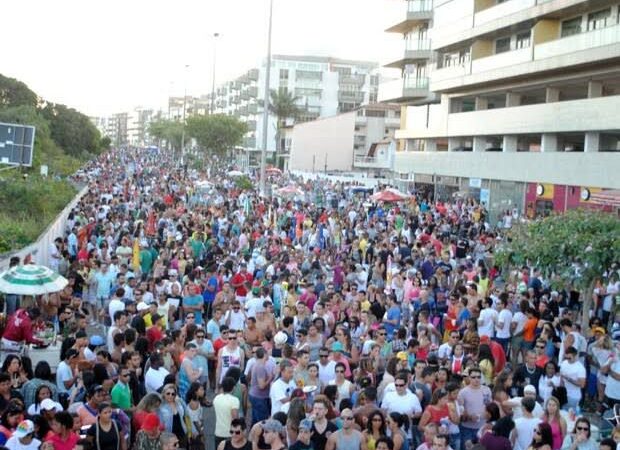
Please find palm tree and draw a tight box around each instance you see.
[269,88,300,168]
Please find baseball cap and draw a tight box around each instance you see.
[90,335,105,346]
[396,351,408,362]
[41,398,58,411]
[299,419,313,431]
[262,419,285,436]
[14,420,34,438]
[331,341,344,353]
[524,385,537,394]
[136,302,149,312]
[141,413,163,431]
[593,326,606,335]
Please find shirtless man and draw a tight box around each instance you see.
[244,317,264,347]
[255,303,277,337]
[213,281,235,314]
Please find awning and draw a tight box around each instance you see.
[590,189,620,207]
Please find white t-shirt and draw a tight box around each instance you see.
[496,309,512,338]
[559,360,586,400]
[270,377,296,415]
[225,310,246,331]
[318,360,337,386]
[513,416,541,450]
[478,308,497,337]
[381,390,422,415]
[6,436,41,450]
[512,311,527,335]
[245,296,263,318]
[605,358,620,400]
[437,342,453,360]
[56,360,73,394]
[108,299,125,322]
[145,366,170,393]
[213,393,240,438]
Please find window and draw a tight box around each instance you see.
[279,69,289,80]
[587,8,611,30]
[516,31,530,49]
[495,37,511,54]
[561,17,582,37]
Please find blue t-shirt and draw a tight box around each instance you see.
[384,305,401,337]
[203,276,218,304]
[183,294,204,325]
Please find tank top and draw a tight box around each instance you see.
[547,418,562,450]
[224,440,252,450]
[336,431,362,450]
[307,337,323,362]
[219,347,242,382]
[427,404,450,424]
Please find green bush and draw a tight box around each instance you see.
[0,174,76,253]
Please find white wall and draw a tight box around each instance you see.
[290,112,356,172]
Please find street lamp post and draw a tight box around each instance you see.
[210,33,220,115]
[180,64,189,159]
[259,0,274,197]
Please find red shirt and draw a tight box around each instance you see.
[2,309,43,345]
[230,271,252,297]
[489,340,506,374]
[46,432,79,450]
[146,326,164,352]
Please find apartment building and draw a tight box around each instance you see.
[385,0,620,219]
[209,55,380,168]
[288,103,401,173]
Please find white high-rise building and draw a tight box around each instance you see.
[381,0,620,218]
[209,55,380,168]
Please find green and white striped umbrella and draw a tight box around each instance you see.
[0,264,68,295]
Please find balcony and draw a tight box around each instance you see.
[248,86,258,98]
[431,23,620,92]
[248,69,259,81]
[246,120,257,131]
[394,151,620,189]
[378,77,429,103]
[385,40,432,68]
[240,90,249,101]
[474,0,536,28]
[340,74,366,85]
[338,91,365,103]
[535,22,620,60]
[353,155,393,169]
[386,0,433,34]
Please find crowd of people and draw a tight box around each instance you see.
[0,147,619,450]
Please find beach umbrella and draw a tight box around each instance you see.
[0,264,68,295]
[371,188,409,202]
[277,185,304,196]
[266,167,282,175]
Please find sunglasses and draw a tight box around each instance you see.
[378,333,387,336]
[187,315,195,319]
[196,335,205,338]
[121,373,131,377]
[536,345,545,349]
[229,429,242,435]
[576,426,589,432]
[229,337,238,340]
[336,370,345,373]
[342,416,354,420]
[395,383,406,387]
[319,354,329,358]
[469,375,481,379]
[165,392,176,396]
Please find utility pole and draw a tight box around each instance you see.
[259,0,274,196]
[210,33,220,115]
[180,64,189,159]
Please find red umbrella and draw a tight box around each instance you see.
[266,167,282,175]
[371,188,409,202]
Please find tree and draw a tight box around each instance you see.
[40,103,102,157]
[495,209,620,330]
[186,114,246,157]
[148,119,183,152]
[268,89,300,168]
[0,74,38,108]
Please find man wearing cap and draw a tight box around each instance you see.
[133,413,162,450]
[261,419,287,450]
[289,418,313,450]
[502,385,544,419]
[5,420,39,450]
[231,263,253,304]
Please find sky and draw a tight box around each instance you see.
[0,0,401,117]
